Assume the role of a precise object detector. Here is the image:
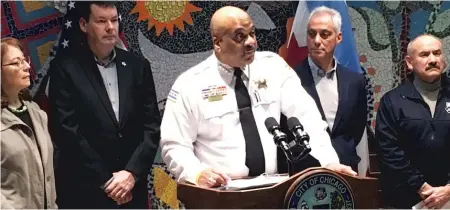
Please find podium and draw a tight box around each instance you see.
[177,167,379,209]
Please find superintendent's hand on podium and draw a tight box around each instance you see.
[325,163,358,176]
[196,168,231,188]
[194,164,356,189]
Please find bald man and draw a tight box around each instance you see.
[376,34,450,208]
[160,6,355,188]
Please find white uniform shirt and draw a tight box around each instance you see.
[160,52,339,184]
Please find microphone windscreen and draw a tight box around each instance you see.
[287,117,301,131]
[264,117,279,131]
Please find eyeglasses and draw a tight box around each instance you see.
[2,56,31,68]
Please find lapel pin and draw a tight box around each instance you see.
[121,62,127,66]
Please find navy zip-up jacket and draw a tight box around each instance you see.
[376,76,450,208]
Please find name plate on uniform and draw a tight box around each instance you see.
[286,172,354,209]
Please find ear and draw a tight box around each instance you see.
[405,55,414,70]
[213,36,221,52]
[79,18,88,33]
[336,31,343,45]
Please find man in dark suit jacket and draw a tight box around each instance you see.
[48,2,161,208]
[292,6,367,171]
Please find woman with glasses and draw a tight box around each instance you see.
[1,37,57,209]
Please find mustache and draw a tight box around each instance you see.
[245,44,257,51]
[426,63,440,70]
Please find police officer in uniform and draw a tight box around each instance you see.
[160,6,356,188]
[376,34,450,208]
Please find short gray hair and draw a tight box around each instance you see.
[308,6,342,34]
[406,34,441,56]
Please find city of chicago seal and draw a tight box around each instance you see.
[287,173,354,209]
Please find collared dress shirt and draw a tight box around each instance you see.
[308,57,339,131]
[95,50,120,121]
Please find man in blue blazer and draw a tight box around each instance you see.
[292,6,367,171]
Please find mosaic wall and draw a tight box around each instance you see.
[2,1,450,208]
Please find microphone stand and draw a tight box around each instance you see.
[276,140,295,176]
[281,139,311,176]
[279,143,295,176]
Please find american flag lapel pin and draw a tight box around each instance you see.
[121,61,126,67]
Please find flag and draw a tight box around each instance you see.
[283,0,370,176]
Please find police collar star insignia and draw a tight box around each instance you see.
[255,79,268,89]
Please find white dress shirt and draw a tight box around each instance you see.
[96,51,120,121]
[160,51,339,184]
[308,57,339,131]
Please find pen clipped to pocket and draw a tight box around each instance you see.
[253,91,261,103]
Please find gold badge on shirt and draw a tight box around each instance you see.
[202,85,227,102]
[255,79,268,89]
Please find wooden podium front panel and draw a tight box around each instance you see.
[178,168,380,209]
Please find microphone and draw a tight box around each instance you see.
[287,117,311,152]
[265,117,295,175]
[264,117,289,150]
